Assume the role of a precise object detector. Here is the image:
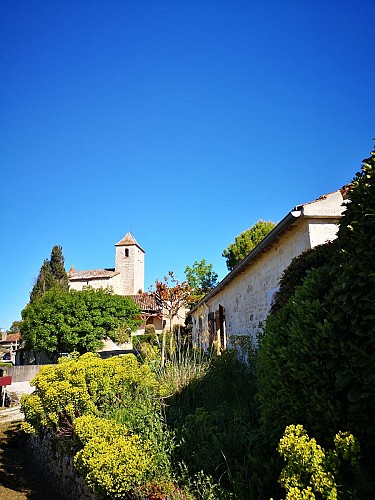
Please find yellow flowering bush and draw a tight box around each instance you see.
[73,415,155,497]
[277,425,360,500]
[21,353,174,497]
[21,352,161,433]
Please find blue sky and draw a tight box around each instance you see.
[1,0,374,330]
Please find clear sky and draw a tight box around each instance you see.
[1,0,374,330]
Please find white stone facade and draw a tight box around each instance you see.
[115,239,144,295]
[191,190,347,350]
[68,232,144,296]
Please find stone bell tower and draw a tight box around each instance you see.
[115,232,145,295]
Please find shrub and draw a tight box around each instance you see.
[277,425,360,500]
[74,415,156,498]
[21,353,174,498]
[322,149,375,468]
[257,144,375,494]
[257,266,339,446]
[21,352,161,433]
[168,350,277,499]
[270,242,335,315]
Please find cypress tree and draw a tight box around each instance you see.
[50,245,69,291]
[30,245,69,303]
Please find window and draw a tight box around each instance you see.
[124,248,129,258]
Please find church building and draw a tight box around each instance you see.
[68,232,145,295]
[68,232,164,333]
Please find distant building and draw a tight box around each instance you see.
[68,232,144,295]
[191,189,348,351]
[0,331,21,365]
[68,232,185,334]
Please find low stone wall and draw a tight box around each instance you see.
[2,365,43,382]
[27,429,95,500]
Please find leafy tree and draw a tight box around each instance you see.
[222,220,275,271]
[184,259,218,305]
[30,245,69,303]
[154,272,191,366]
[21,287,141,359]
[8,320,23,333]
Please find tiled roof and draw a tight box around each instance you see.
[127,294,162,312]
[68,268,119,280]
[115,232,144,252]
[191,188,346,313]
[4,333,21,342]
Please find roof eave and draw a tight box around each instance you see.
[190,210,302,313]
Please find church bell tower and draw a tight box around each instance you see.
[115,232,145,295]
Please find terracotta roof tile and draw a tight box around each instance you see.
[5,333,21,342]
[127,294,162,312]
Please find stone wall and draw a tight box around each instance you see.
[69,275,119,292]
[115,244,145,294]
[4,365,42,382]
[27,429,95,500]
[192,219,333,347]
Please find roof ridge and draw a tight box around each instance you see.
[115,232,144,252]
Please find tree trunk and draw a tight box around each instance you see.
[169,317,173,353]
[161,327,166,367]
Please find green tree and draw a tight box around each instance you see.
[8,320,23,333]
[30,245,69,303]
[184,259,218,304]
[50,245,69,291]
[222,220,275,271]
[21,287,141,359]
[29,259,55,303]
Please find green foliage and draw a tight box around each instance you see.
[21,353,173,498]
[258,144,375,493]
[184,259,218,304]
[168,350,277,499]
[277,425,360,500]
[30,245,69,303]
[29,259,55,303]
[49,245,69,290]
[132,328,159,350]
[222,219,275,271]
[74,415,156,498]
[8,320,23,333]
[257,266,339,445]
[21,352,160,433]
[322,148,375,467]
[152,346,212,396]
[270,242,335,314]
[21,287,141,358]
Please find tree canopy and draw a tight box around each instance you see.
[30,245,69,303]
[21,287,141,359]
[184,259,218,304]
[222,220,276,271]
[8,320,23,333]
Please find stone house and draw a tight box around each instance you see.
[190,189,348,351]
[68,232,185,334]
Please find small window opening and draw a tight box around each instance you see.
[124,248,129,257]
